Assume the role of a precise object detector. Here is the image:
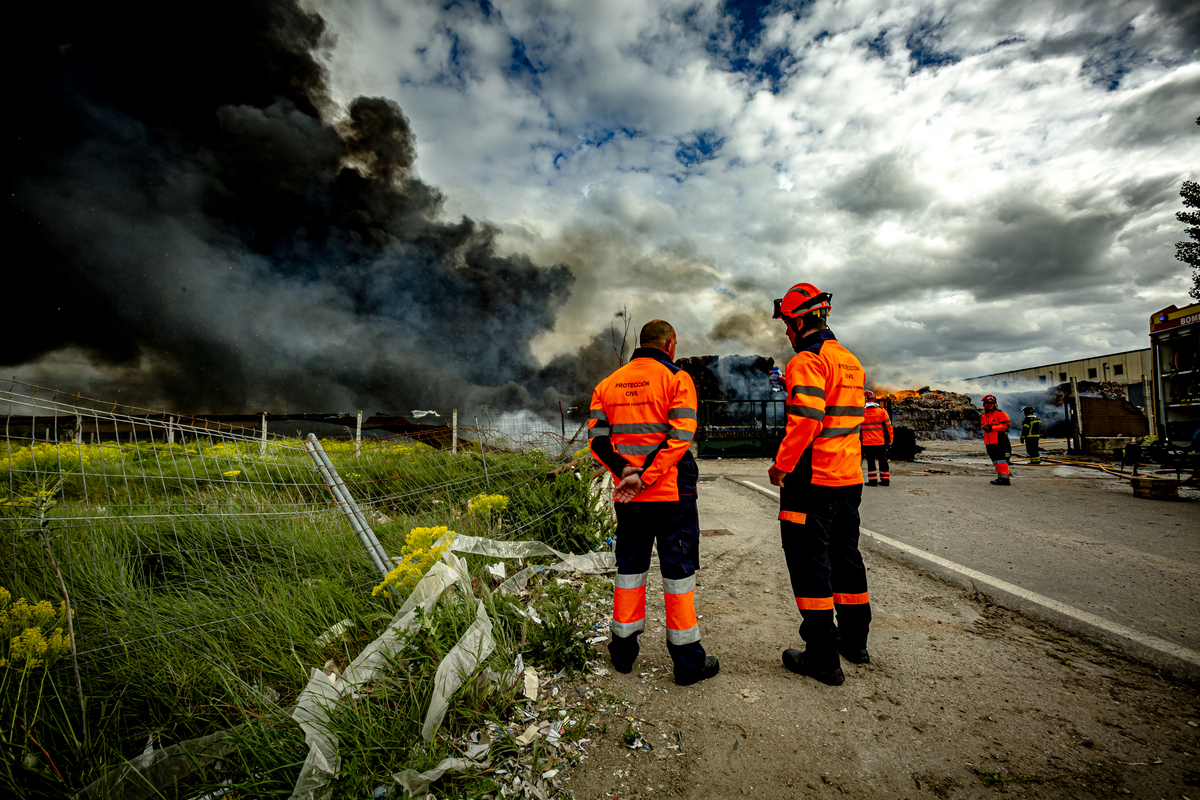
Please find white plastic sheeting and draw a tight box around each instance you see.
[287,536,613,800]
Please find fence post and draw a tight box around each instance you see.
[476,416,490,489]
[75,415,82,445]
[260,413,268,455]
[355,410,363,457]
[452,409,458,454]
[304,434,392,581]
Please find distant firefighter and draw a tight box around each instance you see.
[980,394,1012,485]
[1020,406,1041,465]
[860,390,893,486]
[770,365,785,393]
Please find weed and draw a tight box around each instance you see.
[1,433,609,797]
[526,583,598,674]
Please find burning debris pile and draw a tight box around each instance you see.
[878,387,981,441]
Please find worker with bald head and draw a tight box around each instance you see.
[589,319,720,687]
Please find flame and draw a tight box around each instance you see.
[874,387,919,401]
[874,387,947,403]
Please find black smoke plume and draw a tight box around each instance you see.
[4,1,604,414]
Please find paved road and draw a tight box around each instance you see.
[708,441,1200,676]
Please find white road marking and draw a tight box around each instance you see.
[729,478,1200,670]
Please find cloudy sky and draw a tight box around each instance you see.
[5,0,1198,414]
[313,0,1199,385]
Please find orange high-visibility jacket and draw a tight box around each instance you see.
[860,404,893,447]
[774,330,865,487]
[981,409,1010,445]
[589,347,699,502]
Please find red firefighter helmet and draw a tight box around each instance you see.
[773,282,832,323]
[981,394,997,405]
[864,390,876,402]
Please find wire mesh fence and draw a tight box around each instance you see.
[0,381,590,675]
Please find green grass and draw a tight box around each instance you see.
[1,437,614,798]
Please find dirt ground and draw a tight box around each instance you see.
[556,456,1200,800]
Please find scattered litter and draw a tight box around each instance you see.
[515,725,541,746]
[462,742,491,760]
[486,562,507,580]
[523,667,540,701]
[314,618,355,648]
[392,757,472,796]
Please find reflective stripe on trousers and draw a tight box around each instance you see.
[663,575,700,645]
[612,571,648,637]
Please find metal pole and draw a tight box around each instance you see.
[1142,377,1154,435]
[304,434,391,580]
[260,413,268,455]
[452,409,458,454]
[355,410,362,458]
[75,415,82,445]
[1070,377,1084,454]
[167,416,175,445]
[307,434,390,566]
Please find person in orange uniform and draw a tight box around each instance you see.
[860,390,893,486]
[589,320,720,687]
[768,283,869,687]
[980,394,1012,486]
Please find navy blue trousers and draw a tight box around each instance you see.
[779,479,871,669]
[609,500,707,673]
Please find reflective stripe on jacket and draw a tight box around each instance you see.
[774,329,865,487]
[981,409,1011,445]
[589,347,699,502]
[860,404,892,447]
[1021,416,1040,440]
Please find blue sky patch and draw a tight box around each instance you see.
[906,20,961,73]
[675,131,726,167]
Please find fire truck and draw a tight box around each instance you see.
[1149,300,1200,449]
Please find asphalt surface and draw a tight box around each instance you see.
[710,440,1200,677]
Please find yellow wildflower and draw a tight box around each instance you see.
[222,470,242,478]
[372,526,455,597]
[467,493,509,516]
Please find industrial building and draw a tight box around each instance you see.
[965,348,1153,407]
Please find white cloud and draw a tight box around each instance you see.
[312,0,1200,384]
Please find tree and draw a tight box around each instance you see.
[609,305,631,366]
[1176,117,1200,301]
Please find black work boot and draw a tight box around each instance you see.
[839,647,871,664]
[879,480,890,487]
[782,649,844,686]
[866,480,878,487]
[675,655,720,686]
[990,476,1011,486]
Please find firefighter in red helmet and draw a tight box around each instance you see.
[768,283,870,686]
[860,390,893,486]
[980,394,1012,486]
